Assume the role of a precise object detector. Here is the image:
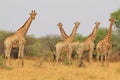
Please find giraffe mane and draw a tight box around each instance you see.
[17,19,29,31]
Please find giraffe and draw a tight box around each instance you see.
[96,18,115,66]
[69,21,100,66]
[57,22,80,41]
[4,10,37,66]
[54,22,80,65]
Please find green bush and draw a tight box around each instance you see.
[0,30,14,55]
[25,40,41,57]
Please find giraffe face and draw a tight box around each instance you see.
[57,23,63,28]
[30,10,37,20]
[74,22,80,28]
[95,21,100,28]
[109,17,115,23]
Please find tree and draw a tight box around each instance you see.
[111,9,120,51]
[111,9,120,32]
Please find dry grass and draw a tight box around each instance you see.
[0,59,120,80]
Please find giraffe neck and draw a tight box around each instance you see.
[86,25,98,42]
[68,26,78,42]
[15,17,33,36]
[59,27,68,40]
[104,22,114,41]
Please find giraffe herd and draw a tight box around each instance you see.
[3,11,115,67]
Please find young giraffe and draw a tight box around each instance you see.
[55,22,80,65]
[69,22,100,66]
[4,11,37,66]
[96,18,115,66]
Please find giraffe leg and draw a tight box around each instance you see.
[55,51,60,66]
[68,49,72,65]
[96,53,100,61]
[8,54,11,66]
[77,51,82,66]
[104,53,107,66]
[18,45,24,66]
[107,54,110,67]
[106,52,110,67]
[89,48,93,64]
[74,49,79,63]
[18,47,21,66]
[21,45,24,66]
[4,46,12,66]
[107,49,111,67]
[4,48,7,66]
[101,55,104,66]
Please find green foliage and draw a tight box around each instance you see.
[111,9,120,51]
[25,40,41,57]
[75,33,86,41]
[38,35,60,61]
[0,30,13,44]
[25,35,60,60]
[112,32,120,51]
[39,35,60,52]
[111,9,120,30]
[0,30,14,54]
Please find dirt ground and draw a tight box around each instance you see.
[0,59,120,80]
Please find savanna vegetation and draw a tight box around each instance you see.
[0,27,119,64]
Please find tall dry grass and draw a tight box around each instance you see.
[0,59,120,80]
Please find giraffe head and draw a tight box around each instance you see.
[109,17,115,24]
[30,10,37,20]
[74,22,80,28]
[57,23,63,29]
[95,21,100,28]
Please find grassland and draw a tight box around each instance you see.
[0,59,120,80]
